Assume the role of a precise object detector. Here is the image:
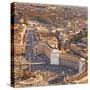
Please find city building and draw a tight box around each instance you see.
[32,41,84,71]
[70,44,87,59]
[33,41,59,65]
[59,54,82,71]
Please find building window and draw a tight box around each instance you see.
[36,48,37,50]
[36,52,37,54]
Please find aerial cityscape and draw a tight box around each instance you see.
[11,2,88,87]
